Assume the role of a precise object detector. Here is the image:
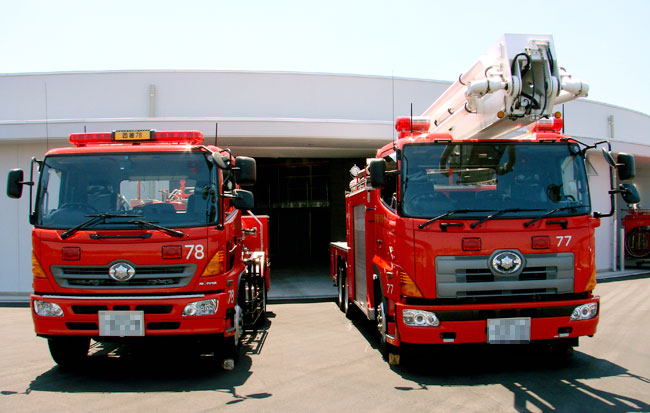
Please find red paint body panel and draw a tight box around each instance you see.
[395,297,599,344]
[31,291,230,337]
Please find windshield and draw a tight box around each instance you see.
[36,152,215,229]
[400,142,590,219]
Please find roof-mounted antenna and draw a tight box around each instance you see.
[410,103,414,136]
[215,122,218,147]
[44,81,49,151]
[392,73,396,150]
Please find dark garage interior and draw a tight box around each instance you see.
[248,157,364,297]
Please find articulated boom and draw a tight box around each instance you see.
[420,34,588,141]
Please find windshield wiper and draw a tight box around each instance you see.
[60,213,141,240]
[470,208,544,229]
[126,220,185,238]
[524,205,588,227]
[418,209,494,229]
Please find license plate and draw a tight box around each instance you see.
[113,130,152,141]
[487,317,530,344]
[99,311,145,337]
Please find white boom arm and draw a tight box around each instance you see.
[422,34,588,140]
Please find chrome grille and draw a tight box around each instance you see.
[435,253,574,298]
[51,264,196,289]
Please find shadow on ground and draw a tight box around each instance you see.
[346,306,650,412]
[25,314,275,403]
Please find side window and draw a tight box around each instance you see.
[561,156,584,203]
[380,153,398,210]
[43,169,62,213]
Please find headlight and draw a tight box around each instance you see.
[402,309,439,327]
[33,300,64,317]
[183,299,218,316]
[570,302,598,320]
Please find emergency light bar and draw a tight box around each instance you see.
[69,130,204,146]
[395,117,431,138]
[528,112,564,133]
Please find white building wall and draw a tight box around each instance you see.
[0,142,68,299]
[1,70,650,299]
[586,155,617,270]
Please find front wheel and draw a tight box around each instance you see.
[376,295,399,365]
[219,305,243,370]
[48,337,90,367]
[548,339,575,364]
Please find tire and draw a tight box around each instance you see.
[376,294,399,365]
[48,337,90,368]
[342,275,356,320]
[220,278,247,368]
[548,339,575,365]
[337,266,346,313]
[222,304,243,363]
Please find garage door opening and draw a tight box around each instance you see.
[249,158,363,299]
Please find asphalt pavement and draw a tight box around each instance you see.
[1,274,649,412]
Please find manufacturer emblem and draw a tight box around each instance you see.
[490,251,523,276]
[109,262,136,282]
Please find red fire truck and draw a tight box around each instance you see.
[7,129,270,369]
[330,34,640,365]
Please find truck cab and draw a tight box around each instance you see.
[7,130,269,368]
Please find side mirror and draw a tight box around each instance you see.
[602,149,636,181]
[601,147,616,168]
[620,183,640,205]
[368,158,386,188]
[212,153,228,169]
[7,169,25,199]
[232,189,254,210]
[235,156,256,186]
[617,153,636,181]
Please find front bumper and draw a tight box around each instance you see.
[30,292,231,338]
[394,297,599,345]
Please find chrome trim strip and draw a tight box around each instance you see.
[39,294,207,300]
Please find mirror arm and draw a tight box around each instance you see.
[28,157,40,223]
[219,148,233,168]
[196,145,232,170]
[594,140,611,150]
[595,186,634,218]
[593,148,617,219]
[214,194,225,231]
[594,191,616,218]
